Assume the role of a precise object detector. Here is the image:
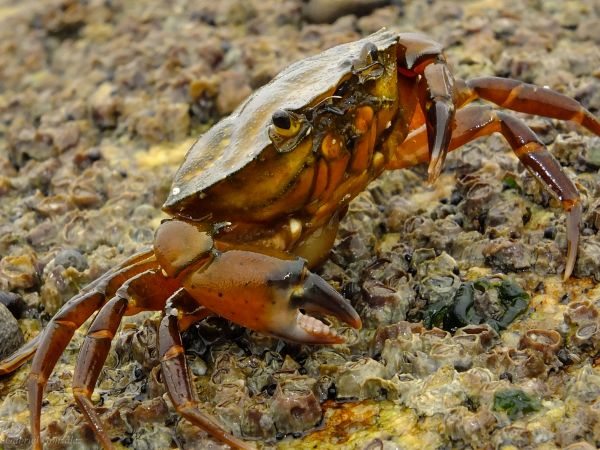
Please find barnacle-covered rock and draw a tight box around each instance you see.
[461,181,499,219]
[483,237,534,273]
[552,133,590,168]
[0,291,27,319]
[573,239,600,281]
[413,251,462,325]
[491,425,534,449]
[519,329,562,362]
[241,396,276,439]
[335,358,389,399]
[572,322,600,349]
[334,191,383,266]
[444,406,497,448]
[404,366,467,415]
[0,253,39,291]
[129,318,161,373]
[453,324,499,355]
[359,278,409,327]
[214,379,248,437]
[89,83,121,130]
[39,249,89,314]
[563,300,600,352]
[565,300,598,326]
[566,365,600,404]
[1,1,600,449]
[270,375,322,434]
[563,443,598,450]
[483,348,547,380]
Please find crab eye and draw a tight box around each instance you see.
[268,110,311,153]
[271,109,300,137]
[352,42,384,82]
[362,42,378,63]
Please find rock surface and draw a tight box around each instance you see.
[0,0,599,449]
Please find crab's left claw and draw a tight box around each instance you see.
[181,249,361,345]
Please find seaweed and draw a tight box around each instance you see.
[493,389,541,420]
[423,277,530,332]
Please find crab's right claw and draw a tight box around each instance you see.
[181,249,361,345]
[286,271,362,344]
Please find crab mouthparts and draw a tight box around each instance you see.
[296,310,338,339]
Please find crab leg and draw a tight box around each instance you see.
[396,33,457,182]
[72,269,180,450]
[456,77,600,135]
[390,105,581,279]
[26,253,159,450]
[0,249,155,375]
[0,334,40,376]
[158,289,253,450]
[417,61,456,182]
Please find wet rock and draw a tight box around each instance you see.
[552,133,589,168]
[564,301,598,327]
[302,0,390,23]
[453,324,499,355]
[40,253,88,314]
[460,182,498,219]
[0,302,24,360]
[7,121,55,167]
[53,249,88,272]
[131,318,161,373]
[69,177,104,208]
[128,397,169,429]
[90,83,120,129]
[216,71,252,115]
[47,121,80,153]
[571,322,600,349]
[135,114,166,144]
[0,291,27,319]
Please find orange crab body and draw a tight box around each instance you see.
[1,28,600,450]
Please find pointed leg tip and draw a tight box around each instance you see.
[563,205,579,282]
[563,271,571,282]
[427,158,444,184]
[563,202,582,282]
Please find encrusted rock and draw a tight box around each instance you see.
[270,376,321,434]
[0,303,24,360]
[0,253,39,291]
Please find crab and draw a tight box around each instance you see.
[1,28,600,450]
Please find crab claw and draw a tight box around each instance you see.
[181,249,361,345]
[287,271,362,344]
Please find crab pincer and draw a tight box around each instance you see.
[180,248,362,344]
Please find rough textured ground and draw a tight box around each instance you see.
[1,0,600,449]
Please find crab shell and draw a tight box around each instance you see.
[163,28,399,221]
